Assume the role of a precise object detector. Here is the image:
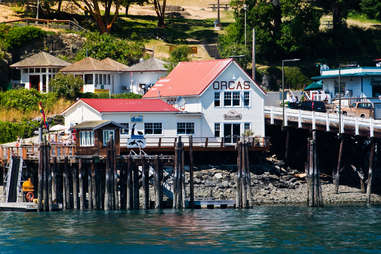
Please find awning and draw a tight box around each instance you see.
[304,80,322,91]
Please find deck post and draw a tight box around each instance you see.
[189,136,194,208]
[244,141,252,207]
[298,110,302,128]
[367,138,375,204]
[326,113,330,131]
[307,131,323,207]
[334,135,344,194]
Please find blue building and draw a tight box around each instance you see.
[312,63,381,104]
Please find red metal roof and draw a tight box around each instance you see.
[144,59,233,98]
[80,98,179,112]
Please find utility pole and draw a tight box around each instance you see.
[252,28,255,81]
[36,0,40,21]
[217,0,220,26]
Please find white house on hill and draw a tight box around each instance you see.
[10,52,70,93]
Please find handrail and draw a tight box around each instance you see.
[1,18,87,32]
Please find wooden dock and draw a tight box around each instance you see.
[0,202,38,211]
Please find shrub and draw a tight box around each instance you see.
[0,25,46,50]
[0,120,40,143]
[0,88,44,112]
[76,32,144,66]
[166,46,191,71]
[49,73,83,100]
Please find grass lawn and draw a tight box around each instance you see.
[112,15,229,44]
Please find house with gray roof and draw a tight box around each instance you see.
[124,57,168,94]
[10,52,70,93]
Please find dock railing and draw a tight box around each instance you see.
[265,106,381,136]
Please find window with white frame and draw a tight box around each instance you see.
[144,123,162,134]
[214,92,220,107]
[244,123,251,135]
[177,122,194,134]
[233,92,240,106]
[244,91,250,106]
[214,123,220,137]
[103,129,115,146]
[79,130,94,147]
[120,123,129,134]
[224,92,232,106]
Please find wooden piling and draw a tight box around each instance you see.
[88,166,93,210]
[236,141,242,208]
[132,159,139,209]
[43,141,49,211]
[173,142,178,209]
[174,137,184,209]
[154,155,162,209]
[91,159,97,210]
[105,149,111,211]
[244,142,251,208]
[284,126,290,169]
[334,136,344,194]
[189,136,194,208]
[126,156,133,210]
[367,139,375,204]
[38,142,43,211]
[79,159,85,210]
[112,139,119,210]
[242,141,248,208]
[72,162,78,210]
[48,154,53,211]
[142,159,149,209]
[181,142,186,209]
[307,131,323,207]
[63,158,68,210]
[52,157,57,206]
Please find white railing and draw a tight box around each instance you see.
[265,106,381,137]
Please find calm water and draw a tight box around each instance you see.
[0,206,381,254]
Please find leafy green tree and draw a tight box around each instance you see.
[76,32,144,65]
[71,0,121,33]
[49,73,83,100]
[166,46,191,71]
[360,0,381,20]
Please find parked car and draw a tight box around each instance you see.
[340,101,374,118]
[300,101,326,112]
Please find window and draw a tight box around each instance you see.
[99,74,103,85]
[214,92,220,107]
[42,75,47,92]
[108,74,111,84]
[177,122,194,134]
[41,68,46,73]
[35,68,40,73]
[214,123,220,137]
[233,92,240,106]
[103,129,115,146]
[144,123,162,134]
[23,69,28,74]
[85,74,93,84]
[244,123,251,131]
[120,123,129,134]
[224,92,232,106]
[29,68,34,73]
[244,92,250,106]
[95,74,98,85]
[79,131,94,147]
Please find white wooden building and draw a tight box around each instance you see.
[63,59,266,146]
[10,52,70,93]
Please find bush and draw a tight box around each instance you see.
[49,73,83,100]
[0,25,46,51]
[0,120,40,143]
[166,46,191,71]
[76,32,144,66]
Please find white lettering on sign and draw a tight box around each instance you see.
[213,80,250,90]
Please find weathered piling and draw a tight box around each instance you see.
[62,158,68,210]
[88,165,92,210]
[38,141,43,211]
[189,136,194,208]
[284,126,290,169]
[236,141,242,208]
[43,141,50,211]
[154,155,163,209]
[91,159,97,210]
[142,159,149,209]
[104,148,111,211]
[79,159,85,210]
[307,131,323,207]
[52,157,57,206]
[173,137,184,209]
[126,156,133,210]
[244,141,251,207]
[132,158,139,209]
[334,135,344,194]
[367,138,375,204]
[72,163,78,210]
[241,141,248,208]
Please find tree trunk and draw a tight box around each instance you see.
[125,3,130,16]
